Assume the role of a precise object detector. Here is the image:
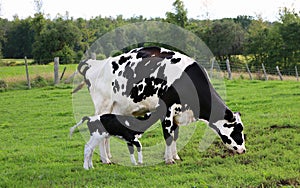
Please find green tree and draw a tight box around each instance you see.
[3,17,34,58]
[244,18,271,67]
[32,16,82,64]
[277,8,300,71]
[205,19,245,61]
[166,0,188,28]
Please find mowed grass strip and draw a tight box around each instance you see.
[0,80,299,187]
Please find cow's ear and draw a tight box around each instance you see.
[244,134,247,141]
[224,108,235,122]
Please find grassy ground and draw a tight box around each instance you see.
[0,74,299,187]
[0,63,77,88]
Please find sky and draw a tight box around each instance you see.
[0,0,299,21]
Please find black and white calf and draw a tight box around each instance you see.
[76,46,246,164]
[70,104,182,169]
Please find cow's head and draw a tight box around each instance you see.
[211,109,246,154]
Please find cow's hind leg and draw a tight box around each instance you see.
[172,125,181,160]
[163,132,175,164]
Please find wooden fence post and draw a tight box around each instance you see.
[91,53,96,60]
[261,63,268,81]
[296,66,299,82]
[276,66,283,81]
[24,56,31,89]
[226,59,232,80]
[210,57,215,79]
[54,57,59,85]
[245,63,253,80]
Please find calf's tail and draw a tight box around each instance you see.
[69,116,90,138]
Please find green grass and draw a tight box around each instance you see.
[0,80,299,187]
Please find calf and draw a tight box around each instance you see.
[70,104,182,169]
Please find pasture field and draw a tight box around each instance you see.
[0,78,299,187]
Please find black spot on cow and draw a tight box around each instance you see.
[126,61,131,67]
[224,108,236,122]
[224,123,234,128]
[171,58,181,64]
[113,80,120,93]
[230,123,244,145]
[219,133,232,144]
[118,71,123,76]
[122,64,134,79]
[164,119,172,127]
[136,46,175,59]
[119,56,132,65]
[129,77,167,103]
[112,61,119,74]
[85,79,91,91]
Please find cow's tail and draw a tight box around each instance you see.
[77,59,89,76]
[72,60,89,94]
[70,116,90,138]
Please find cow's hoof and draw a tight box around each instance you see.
[165,159,176,165]
[173,154,181,160]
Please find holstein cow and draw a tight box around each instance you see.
[70,104,181,169]
[76,46,246,165]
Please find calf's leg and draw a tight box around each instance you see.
[127,143,137,165]
[84,133,102,170]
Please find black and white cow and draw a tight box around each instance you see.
[76,46,246,165]
[70,104,181,169]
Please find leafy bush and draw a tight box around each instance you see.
[31,76,49,88]
[0,80,8,92]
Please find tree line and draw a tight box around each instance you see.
[0,0,299,73]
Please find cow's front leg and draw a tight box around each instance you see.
[99,137,112,164]
[105,137,112,159]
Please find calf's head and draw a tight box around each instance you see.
[211,109,246,154]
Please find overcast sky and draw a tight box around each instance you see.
[0,0,299,21]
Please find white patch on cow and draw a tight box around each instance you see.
[137,151,143,164]
[90,115,100,122]
[130,154,137,165]
[125,120,130,126]
[135,134,142,140]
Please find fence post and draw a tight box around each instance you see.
[60,66,67,81]
[296,66,299,82]
[261,63,268,81]
[54,57,59,85]
[276,66,283,81]
[226,59,232,80]
[91,53,96,60]
[24,56,31,89]
[210,57,215,79]
[245,63,253,80]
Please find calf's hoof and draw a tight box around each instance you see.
[165,159,176,165]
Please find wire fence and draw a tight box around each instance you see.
[217,60,299,81]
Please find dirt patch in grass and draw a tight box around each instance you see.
[276,178,300,187]
[269,124,299,129]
